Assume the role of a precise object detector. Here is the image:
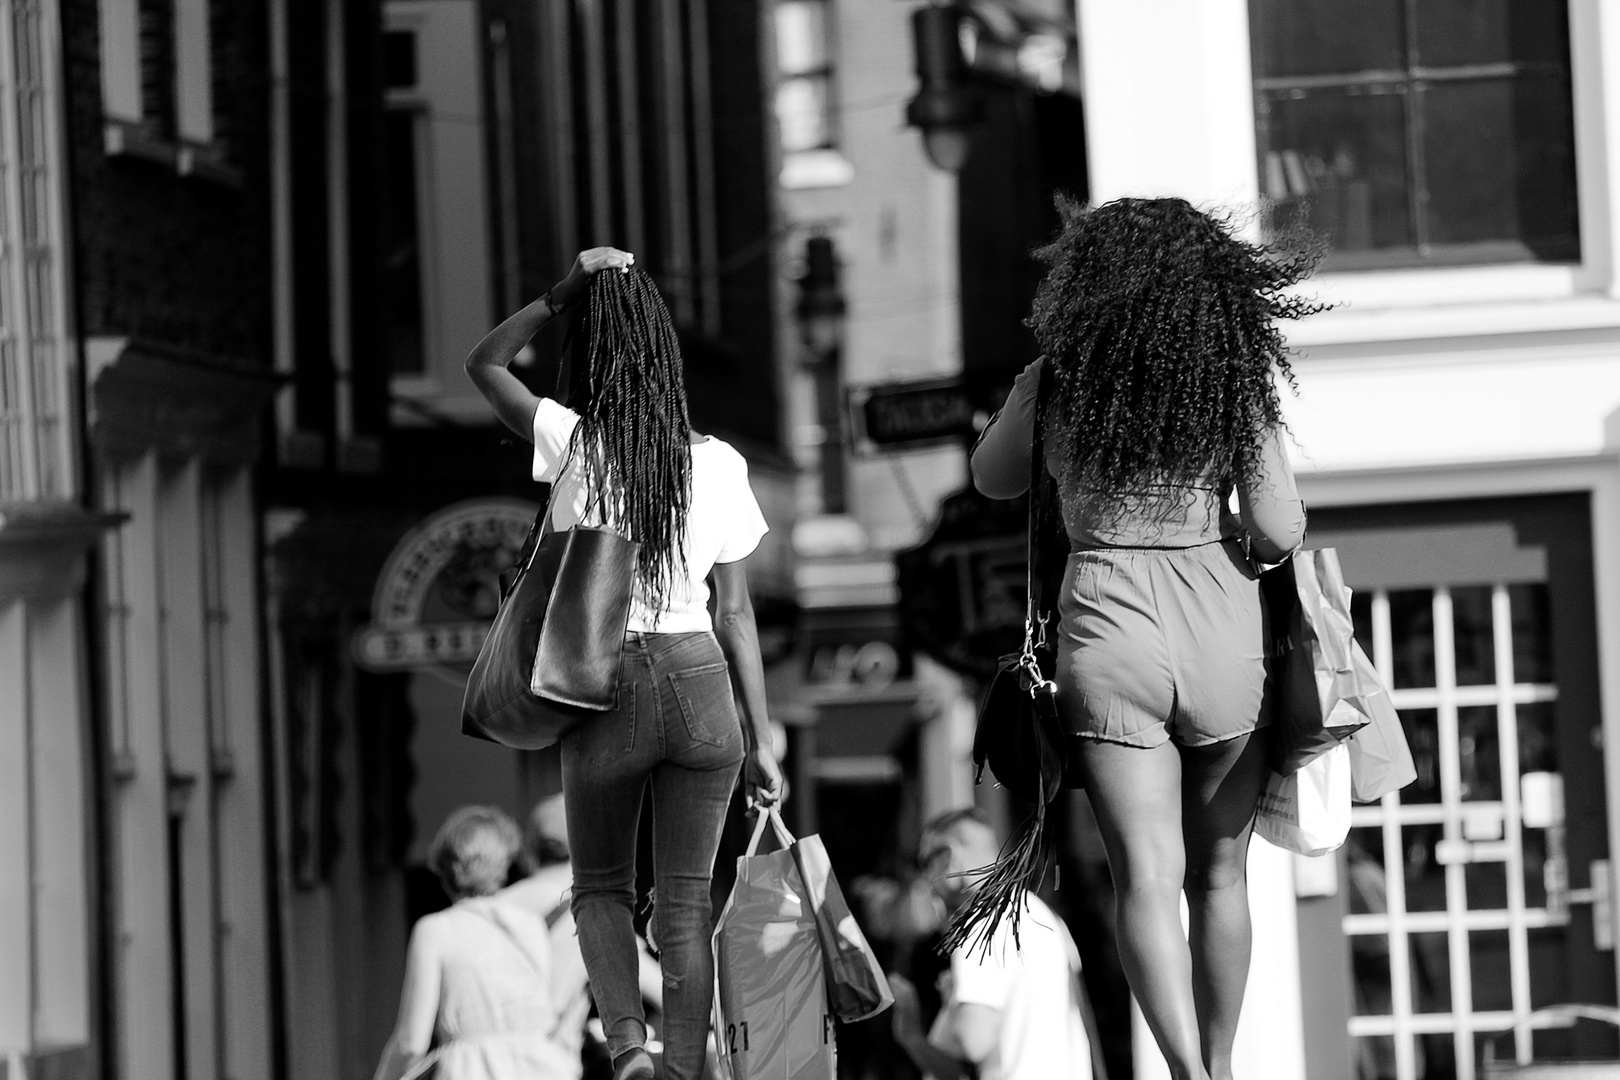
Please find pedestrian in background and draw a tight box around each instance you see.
[889,808,1095,1080]
[372,806,574,1080]
[498,794,666,1080]
[969,195,1314,1080]
[465,248,785,1080]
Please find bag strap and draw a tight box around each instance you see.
[1022,359,1053,660]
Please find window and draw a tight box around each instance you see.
[775,0,851,188]
[775,1,834,153]
[382,107,427,376]
[1250,0,1580,270]
[100,0,230,174]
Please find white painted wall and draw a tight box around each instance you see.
[778,0,968,552]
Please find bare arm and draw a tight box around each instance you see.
[464,247,636,439]
[1239,423,1306,563]
[888,974,998,1080]
[970,358,1043,500]
[710,559,784,807]
[372,919,444,1080]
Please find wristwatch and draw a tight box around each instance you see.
[545,284,572,315]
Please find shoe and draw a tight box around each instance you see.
[611,1047,655,1080]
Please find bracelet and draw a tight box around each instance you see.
[545,284,571,315]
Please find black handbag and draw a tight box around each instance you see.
[461,488,640,750]
[970,359,1071,806]
[948,360,1073,955]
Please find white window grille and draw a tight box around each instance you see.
[1344,582,1608,1080]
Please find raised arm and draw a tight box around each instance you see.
[465,247,635,439]
[970,357,1043,500]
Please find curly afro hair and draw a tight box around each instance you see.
[1028,195,1322,500]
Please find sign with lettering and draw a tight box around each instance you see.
[352,497,539,672]
[851,378,978,451]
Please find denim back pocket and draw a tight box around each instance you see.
[569,682,636,766]
[667,660,737,748]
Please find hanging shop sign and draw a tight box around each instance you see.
[849,377,979,453]
[351,497,539,672]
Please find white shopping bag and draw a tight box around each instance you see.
[1255,742,1351,857]
[712,811,836,1080]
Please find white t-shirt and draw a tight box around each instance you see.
[531,398,769,634]
[942,894,1092,1080]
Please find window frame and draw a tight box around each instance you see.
[773,0,852,190]
[98,0,236,180]
[1251,0,1582,274]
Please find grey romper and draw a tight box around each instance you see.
[972,358,1306,749]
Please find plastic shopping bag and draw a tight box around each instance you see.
[1346,640,1417,803]
[712,811,836,1080]
[788,828,893,1023]
[1255,741,1352,857]
[1262,549,1373,774]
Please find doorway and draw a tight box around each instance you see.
[1306,494,1615,1080]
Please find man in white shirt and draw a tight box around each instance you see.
[890,808,1098,1080]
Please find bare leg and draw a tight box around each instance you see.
[1181,733,1268,1080]
[1074,738,1208,1080]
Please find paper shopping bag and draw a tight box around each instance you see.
[1263,549,1371,774]
[713,811,836,1080]
[1346,640,1417,803]
[1256,741,1352,857]
[786,820,894,1023]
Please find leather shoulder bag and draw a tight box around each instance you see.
[462,470,640,750]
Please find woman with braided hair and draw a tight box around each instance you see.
[969,197,1315,1080]
[466,247,784,1080]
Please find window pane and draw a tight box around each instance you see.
[1508,584,1553,683]
[1415,0,1571,67]
[1420,76,1580,260]
[384,30,417,89]
[1404,822,1447,910]
[1409,930,1452,1010]
[1470,931,1513,1010]
[1347,829,1388,916]
[1259,88,1413,256]
[776,1,828,75]
[1457,705,1501,802]
[1387,590,1437,689]
[1404,709,1441,803]
[1451,586,1495,686]
[383,111,426,376]
[776,75,831,152]
[1250,0,1404,79]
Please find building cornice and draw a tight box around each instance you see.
[0,501,127,601]
[87,335,282,466]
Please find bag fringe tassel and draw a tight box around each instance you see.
[938,796,1054,959]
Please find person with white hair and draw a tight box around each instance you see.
[373,806,575,1080]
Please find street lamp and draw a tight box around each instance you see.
[904,3,983,172]
[796,235,848,514]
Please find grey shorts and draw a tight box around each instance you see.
[1054,538,1273,749]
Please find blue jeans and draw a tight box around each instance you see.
[562,631,744,1080]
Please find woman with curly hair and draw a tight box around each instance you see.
[969,197,1315,1080]
[465,248,784,1080]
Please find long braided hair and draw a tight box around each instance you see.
[565,267,693,615]
[1029,195,1322,501]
